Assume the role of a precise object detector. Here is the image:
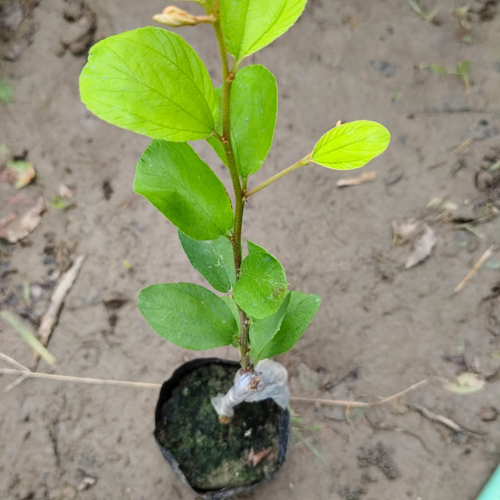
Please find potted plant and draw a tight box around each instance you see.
[79,0,390,497]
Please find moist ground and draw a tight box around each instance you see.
[156,364,283,491]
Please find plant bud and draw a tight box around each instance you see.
[153,6,215,27]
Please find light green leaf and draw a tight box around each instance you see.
[221,0,307,60]
[138,283,238,350]
[312,120,390,170]
[80,27,217,141]
[233,241,288,319]
[428,64,450,75]
[443,372,485,394]
[249,293,291,363]
[134,140,233,241]
[178,230,236,292]
[258,291,321,360]
[207,65,278,178]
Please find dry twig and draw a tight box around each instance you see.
[336,171,376,188]
[34,255,86,368]
[291,379,427,407]
[453,136,475,154]
[1,354,427,413]
[411,404,482,439]
[0,367,162,390]
[454,246,494,293]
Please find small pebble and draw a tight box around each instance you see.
[77,476,97,491]
[478,406,498,422]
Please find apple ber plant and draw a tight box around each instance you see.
[79,0,390,418]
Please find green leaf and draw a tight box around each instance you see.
[428,64,450,75]
[206,87,227,165]
[312,120,390,170]
[249,293,291,363]
[456,60,470,77]
[257,291,321,360]
[233,241,288,319]
[134,140,233,240]
[207,65,278,178]
[220,295,241,344]
[80,27,217,141]
[138,283,238,350]
[178,230,236,292]
[221,0,307,60]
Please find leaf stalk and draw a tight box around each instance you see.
[244,153,312,200]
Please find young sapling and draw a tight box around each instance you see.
[79,0,390,419]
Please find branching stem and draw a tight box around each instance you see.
[212,0,251,371]
[244,154,312,200]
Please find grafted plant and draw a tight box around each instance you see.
[79,0,390,414]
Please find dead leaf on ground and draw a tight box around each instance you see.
[336,171,376,188]
[426,197,458,212]
[247,447,273,467]
[59,184,74,199]
[0,190,45,243]
[392,219,436,268]
[0,160,36,188]
[77,476,97,491]
[443,372,486,394]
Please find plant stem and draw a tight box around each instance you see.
[212,0,251,371]
[244,154,313,200]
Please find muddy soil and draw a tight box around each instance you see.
[1,1,500,499]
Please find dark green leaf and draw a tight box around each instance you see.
[134,140,233,240]
[80,27,217,141]
[178,230,236,292]
[258,291,321,359]
[138,283,238,350]
[221,0,307,60]
[207,65,277,178]
[233,241,288,319]
[312,120,390,170]
[249,292,291,363]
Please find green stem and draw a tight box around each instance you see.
[212,0,251,371]
[244,154,312,200]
